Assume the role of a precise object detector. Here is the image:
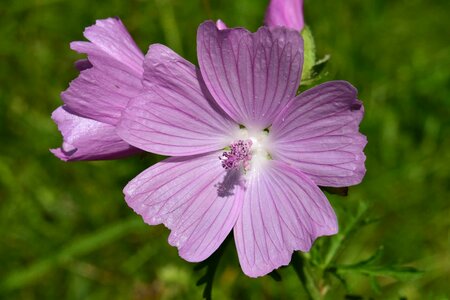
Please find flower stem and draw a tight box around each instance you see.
[322,202,369,269]
[292,252,322,300]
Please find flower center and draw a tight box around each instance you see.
[219,139,253,171]
[219,129,270,172]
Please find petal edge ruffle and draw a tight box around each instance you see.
[197,21,303,130]
[124,153,244,262]
[51,106,139,161]
[117,44,238,156]
[270,81,367,187]
[234,160,337,277]
[63,18,144,125]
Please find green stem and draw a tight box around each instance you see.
[322,202,369,269]
[292,252,322,300]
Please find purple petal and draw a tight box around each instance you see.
[117,44,238,156]
[197,21,303,130]
[51,106,140,161]
[62,18,144,125]
[234,160,338,277]
[124,152,244,262]
[265,0,304,31]
[72,18,144,75]
[74,59,92,71]
[269,81,367,187]
[216,19,228,30]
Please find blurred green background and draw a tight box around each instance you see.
[0,0,448,299]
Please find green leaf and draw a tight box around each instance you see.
[345,246,384,268]
[330,271,350,292]
[300,55,331,87]
[332,247,423,282]
[369,275,382,294]
[301,26,316,82]
[310,55,330,78]
[353,266,423,282]
[299,26,332,87]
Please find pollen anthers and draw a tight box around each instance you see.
[220,128,271,172]
[219,139,253,171]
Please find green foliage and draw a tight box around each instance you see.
[333,247,423,282]
[0,0,448,299]
[299,25,331,88]
[194,235,232,300]
[1,218,144,292]
[300,26,317,81]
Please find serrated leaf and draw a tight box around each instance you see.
[335,262,423,282]
[357,266,423,281]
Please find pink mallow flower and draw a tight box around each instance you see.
[117,21,366,277]
[51,18,144,161]
[215,19,228,30]
[265,0,304,31]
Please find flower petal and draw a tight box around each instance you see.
[216,19,228,30]
[62,18,144,125]
[234,160,338,277]
[124,152,244,262]
[51,106,140,161]
[74,59,92,71]
[73,17,144,76]
[269,81,367,187]
[265,0,304,31]
[117,44,238,156]
[197,21,303,130]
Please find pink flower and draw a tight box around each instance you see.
[215,19,228,30]
[51,18,144,161]
[117,21,366,277]
[265,0,304,31]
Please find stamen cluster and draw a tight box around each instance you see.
[219,139,253,171]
